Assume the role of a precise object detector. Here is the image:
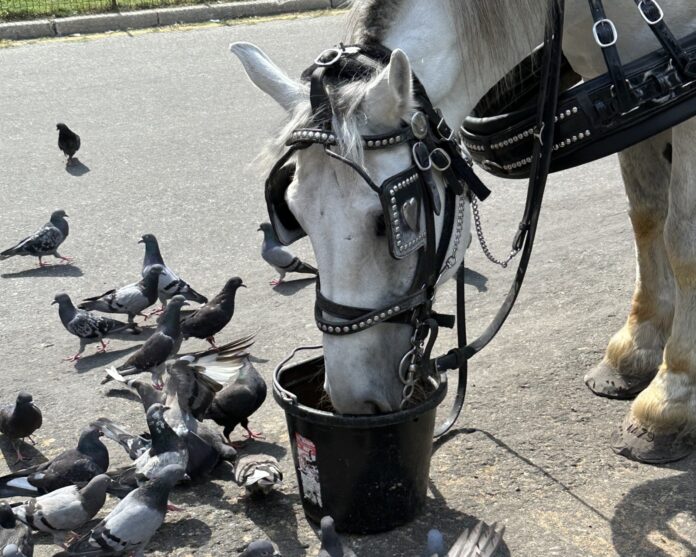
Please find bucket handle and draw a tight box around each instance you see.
[273,345,324,405]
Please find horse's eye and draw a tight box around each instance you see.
[375,214,386,236]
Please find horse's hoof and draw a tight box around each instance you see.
[611,415,695,464]
[584,361,655,400]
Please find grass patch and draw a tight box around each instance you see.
[0,0,244,21]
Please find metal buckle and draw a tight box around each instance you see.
[430,148,452,171]
[435,109,455,141]
[314,45,359,67]
[638,0,664,25]
[412,142,432,171]
[592,19,618,48]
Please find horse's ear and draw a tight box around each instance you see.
[230,42,306,112]
[364,49,414,126]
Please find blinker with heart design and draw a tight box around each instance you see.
[401,197,420,232]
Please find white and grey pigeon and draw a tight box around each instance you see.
[54,464,185,557]
[12,474,110,544]
[233,453,282,495]
[425,522,505,557]
[108,295,189,388]
[318,516,357,557]
[258,222,317,286]
[0,209,72,267]
[0,503,33,557]
[78,265,165,330]
[139,234,207,314]
[53,293,130,362]
[240,540,281,557]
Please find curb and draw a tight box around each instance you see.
[0,0,346,41]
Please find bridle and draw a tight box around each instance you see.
[266,0,566,434]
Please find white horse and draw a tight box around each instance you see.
[232,0,696,464]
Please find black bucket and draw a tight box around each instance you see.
[273,347,447,534]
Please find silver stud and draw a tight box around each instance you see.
[367,319,373,325]
[554,116,559,122]
[572,106,578,114]
[328,326,334,333]
[352,324,358,331]
[572,135,578,142]
[387,309,393,316]
[391,197,396,204]
[389,137,395,144]
[585,130,591,136]
[359,322,366,328]
[373,315,380,322]
[389,188,395,195]
[578,132,585,140]
[321,133,328,141]
[559,113,565,120]
[329,134,335,142]
[380,313,386,319]
[367,140,374,147]
[343,327,350,333]
[395,135,402,142]
[565,109,571,117]
[394,306,400,312]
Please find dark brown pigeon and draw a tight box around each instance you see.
[56,123,80,166]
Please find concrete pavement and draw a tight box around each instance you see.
[0,11,694,557]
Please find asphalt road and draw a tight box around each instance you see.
[1,11,695,557]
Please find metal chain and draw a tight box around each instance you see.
[471,196,521,268]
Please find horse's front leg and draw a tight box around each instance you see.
[613,121,696,464]
[585,132,673,399]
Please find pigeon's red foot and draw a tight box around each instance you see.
[144,307,165,320]
[167,504,184,512]
[270,278,283,286]
[64,531,81,545]
[14,447,28,464]
[205,337,218,348]
[58,255,75,264]
[96,340,110,354]
[244,427,265,441]
[62,354,82,362]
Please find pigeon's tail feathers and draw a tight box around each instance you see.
[77,300,97,311]
[91,418,145,460]
[199,363,242,385]
[59,528,108,555]
[295,259,318,275]
[182,333,256,364]
[183,286,208,305]
[0,474,39,498]
[102,317,130,334]
[105,366,127,384]
[0,247,17,260]
[447,522,505,557]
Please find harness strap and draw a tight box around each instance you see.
[433,0,565,404]
[587,0,635,113]
[633,0,696,79]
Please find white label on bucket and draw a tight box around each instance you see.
[295,433,322,507]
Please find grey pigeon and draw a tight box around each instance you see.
[139,234,207,313]
[205,355,266,443]
[318,516,356,557]
[180,277,246,347]
[104,375,164,414]
[240,540,281,557]
[0,392,42,463]
[55,464,185,557]
[0,426,108,498]
[111,295,189,388]
[422,529,445,557]
[0,503,33,557]
[78,265,165,330]
[12,474,110,543]
[56,123,80,166]
[444,522,505,557]
[233,453,282,495]
[53,293,130,362]
[1,210,72,267]
[258,223,317,285]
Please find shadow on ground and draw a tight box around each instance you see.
[611,456,696,556]
[66,159,90,176]
[73,344,144,373]
[2,264,83,279]
[273,277,316,296]
[0,436,47,472]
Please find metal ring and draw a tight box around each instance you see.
[638,0,664,25]
[592,19,618,48]
[398,348,417,384]
[412,142,432,171]
[430,147,452,172]
[314,47,342,67]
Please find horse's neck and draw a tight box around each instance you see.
[380,0,547,127]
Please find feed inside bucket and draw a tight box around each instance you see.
[273,352,447,534]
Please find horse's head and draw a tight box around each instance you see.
[232,42,469,414]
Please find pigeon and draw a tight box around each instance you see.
[12,474,111,543]
[139,234,207,313]
[0,426,109,498]
[56,123,80,166]
[180,277,246,347]
[205,355,266,443]
[53,293,131,362]
[422,529,445,557]
[111,295,189,388]
[0,210,72,267]
[318,516,356,557]
[0,392,42,463]
[78,265,165,330]
[54,464,185,557]
[258,222,317,286]
[240,540,281,557]
[431,522,505,557]
[0,503,33,557]
[104,375,165,414]
[233,453,282,495]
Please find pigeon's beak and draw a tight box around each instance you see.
[137,238,144,244]
[183,473,191,482]
[257,226,262,232]
[240,284,247,288]
[183,301,191,307]
[163,406,171,411]
[51,300,57,305]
